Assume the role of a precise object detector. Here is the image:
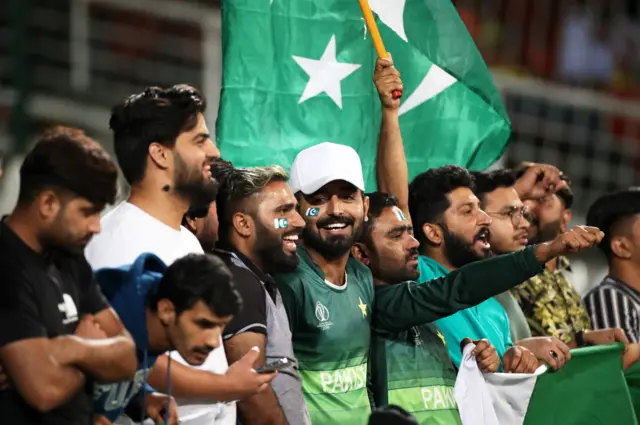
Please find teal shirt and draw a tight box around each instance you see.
[418,256,513,369]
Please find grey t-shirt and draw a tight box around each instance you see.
[495,291,532,342]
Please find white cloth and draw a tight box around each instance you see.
[85,202,236,425]
[454,344,546,425]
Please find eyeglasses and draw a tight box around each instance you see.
[486,206,529,226]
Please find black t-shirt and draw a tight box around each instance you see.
[216,248,277,340]
[0,221,108,425]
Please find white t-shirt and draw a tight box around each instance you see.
[85,202,236,425]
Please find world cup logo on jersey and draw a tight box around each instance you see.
[315,301,333,331]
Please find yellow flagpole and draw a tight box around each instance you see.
[357,0,403,99]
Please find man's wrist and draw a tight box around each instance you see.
[575,330,587,348]
[381,107,399,118]
[51,335,87,366]
[533,242,553,264]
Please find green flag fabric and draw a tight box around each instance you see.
[625,362,640,423]
[524,344,637,425]
[216,0,511,190]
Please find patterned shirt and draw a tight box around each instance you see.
[584,276,640,343]
[511,256,592,344]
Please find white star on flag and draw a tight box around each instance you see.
[369,0,407,42]
[292,35,361,109]
[399,64,457,116]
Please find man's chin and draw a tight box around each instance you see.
[473,247,491,260]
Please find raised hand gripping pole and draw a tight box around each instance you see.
[357,0,403,100]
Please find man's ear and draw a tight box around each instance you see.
[148,142,171,170]
[232,212,253,238]
[363,195,370,222]
[36,189,63,222]
[352,243,371,266]
[611,235,633,260]
[423,222,443,245]
[560,208,572,233]
[156,299,176,327]
[184,216,198,234]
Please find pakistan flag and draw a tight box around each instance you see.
[216,0,511,189]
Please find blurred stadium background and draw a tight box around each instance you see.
[2,0,640,294]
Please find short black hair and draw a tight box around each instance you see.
[408,165,475,245]
[182,203,211,227]
[18,126,118,206]
[110,85,206,185]
[587,188,640,258]
[148,253,242,317]
[472,170,517,205]
[214,160,289,245]
[360,192,399,245]
[512,164,574,209]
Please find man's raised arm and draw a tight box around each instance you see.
[374,56,409,215]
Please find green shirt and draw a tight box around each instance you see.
[370,319,461,425]
[371,246,544,424]
[278,247,544,425]
[276,249,374,425]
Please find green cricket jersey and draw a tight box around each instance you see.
[277,246,544,425]
[370,246,545,425]
[276,248,374,425]
[370,320,461,425]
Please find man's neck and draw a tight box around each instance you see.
[609,262,640,293]
[422,247,456,272]
[373,276,387,287]
[307,249,349,285]
[5,210,44,253]
[146,309,172,353]
[128,183,190,231]
[232,237,266,272]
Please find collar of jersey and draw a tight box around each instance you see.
[418,255,450,278]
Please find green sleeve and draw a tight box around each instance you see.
[276,276,302,333]
[373,246,544,332]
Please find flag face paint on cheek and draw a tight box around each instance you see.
[274,218,289,229]
[306,208,320,217]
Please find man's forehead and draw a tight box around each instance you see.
[376,206,409,227]
[446,187,479,205]
[484,186,523,209]
[190,300,231,322]
[255,181,296,204]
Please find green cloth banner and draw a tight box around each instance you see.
[216,0,511,190]
[524,344,637,425]
[625,361,640,422]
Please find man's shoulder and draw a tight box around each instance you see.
[585,277,640,304]
[346,256,374,290]
[215,250,264,290]
[417,255,446,282]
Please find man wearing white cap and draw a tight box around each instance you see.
[274,138,580,425]
[275,141,374,425]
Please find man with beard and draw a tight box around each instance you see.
[409,165,556,370]
[473,170,573,370]
[183,201,219,252]
[511,166,593,346]
[0,127,137,424]
[85,85,269,425]
[352,192,501,424]
[211,162,311,425]
[275,142,600,425]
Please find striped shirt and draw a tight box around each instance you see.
[584,276,640,343]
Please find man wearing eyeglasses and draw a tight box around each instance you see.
[473,169,573,370]
[513,165,622,351]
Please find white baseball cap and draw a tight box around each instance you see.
[289,142,365,195]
